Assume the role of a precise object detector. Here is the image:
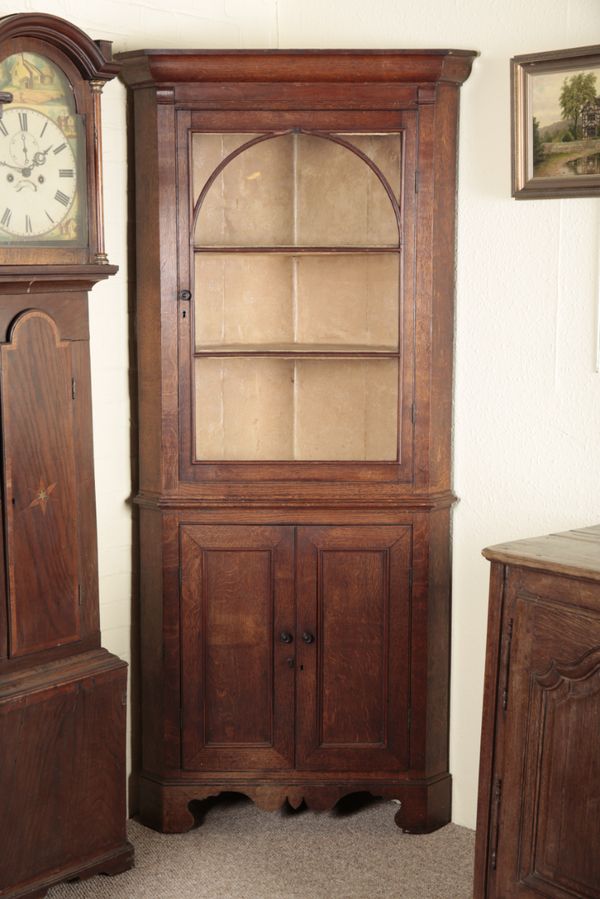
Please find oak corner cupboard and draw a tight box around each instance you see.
[118,48,476,834]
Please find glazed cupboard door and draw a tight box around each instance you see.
[180,525,295,770]
[493,570,600,898]
[180,119,416,485]
[296,526,412,771]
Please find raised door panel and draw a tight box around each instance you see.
[296,525,411,771]
[0,311,80,658]
[495,573,600,899]
[181,524,295,771]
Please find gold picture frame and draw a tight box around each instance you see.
[511,45,600,198]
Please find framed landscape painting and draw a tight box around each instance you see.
[511,45,600,198]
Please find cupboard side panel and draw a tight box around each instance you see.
[134,89,180,494]
[425,507,452,774]
[429,82,460,493]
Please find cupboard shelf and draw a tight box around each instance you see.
[194,344,399,357]
[193,246,402,254]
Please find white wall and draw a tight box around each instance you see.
[2,0,598,829]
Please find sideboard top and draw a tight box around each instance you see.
[483,524,600,582]
[117,48,478,88]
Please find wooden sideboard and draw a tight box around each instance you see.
[474,524,600,898]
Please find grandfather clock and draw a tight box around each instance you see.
[0,15,132,898]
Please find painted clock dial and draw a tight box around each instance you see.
[0,51,87,246]
[0,107,77,237]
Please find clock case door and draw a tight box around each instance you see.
[0,303,102,664]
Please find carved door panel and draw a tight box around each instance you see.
[181,524,295,770]
[0,311,80,658]
[495,574,600,898]
[295,526,411,772]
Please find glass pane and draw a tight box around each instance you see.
[194,357,398,461]
[295,134,399,246]
[295,255,398,349]
[294,359,398,461]
[195,254,294,348]
[194,134,295,246]
[195,357,294,460]
[195,253,399,351]
[192,132,261,200]
[339,133,402,199]
[193,132,400,248]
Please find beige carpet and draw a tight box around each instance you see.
[48,796,475,899]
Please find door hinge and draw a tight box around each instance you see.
[408,568,413,591]
[78,583,82,606]
[71,377,77,400]
[490,777,502,870]
[411,402,416,424]
[415,170,420,193]
[502,618,514,712]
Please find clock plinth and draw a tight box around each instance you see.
[0,14,132,897]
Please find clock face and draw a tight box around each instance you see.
[0,51,88,248]
[0,107,77,238]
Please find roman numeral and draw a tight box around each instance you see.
[46,211,55,224]
[25,214,32,234]
[40,121,48,138]
[59,169,74,178]
[1,207,11,227]
[0,121,7,137]
[55,190,70,207]
[53,143,67,155]
[18,112,27,131]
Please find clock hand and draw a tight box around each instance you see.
[0,160,27,172]
[32,145,54,167]
[20,132,30,166]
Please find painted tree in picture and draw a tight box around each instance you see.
[559,72,596,138]
[532,116,545,166]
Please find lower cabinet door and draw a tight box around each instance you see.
[181,524,295,771]
[295,525,412,772]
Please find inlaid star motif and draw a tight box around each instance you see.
[28,479,57,515]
